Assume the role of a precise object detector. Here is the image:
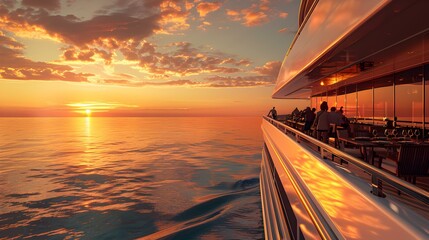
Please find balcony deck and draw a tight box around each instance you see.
[262,116,429,238]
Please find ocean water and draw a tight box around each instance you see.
[0,117,264,239]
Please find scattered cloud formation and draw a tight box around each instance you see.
[0,32,92,82]
[254,61,281,77]
[205,75,275,87]
[120,41,248,77]
[198,21,212,31]
[101,60,280,88]
[226,0,274,26]
[0,0,292,88]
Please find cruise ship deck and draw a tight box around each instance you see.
[261,0,429,238]
[261,116,429,239]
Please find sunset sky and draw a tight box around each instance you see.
[0,0,308,117]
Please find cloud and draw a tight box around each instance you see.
[157,0,192,33]
[0,0,198,69]
[205,75,274,87]
[97,0,193,33]
[226,0,289,27]
[197,2,222,17]
[198,21,211,31]
[226,6,268,27]
[63,48,96,62]
[241,9,268,26]
[0,2,283,89]
[119,41,246,77]
[0,32,92,82]
[103,79,203,87]
[0,4,161,47]
[254,61,281,77]
[279,12,288,18]
[278,27,288,33]
[199,60,280,87]
[61,47,114,64]
[102,60,280,88]
[21,0,61,11]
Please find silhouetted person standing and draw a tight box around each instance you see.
[303,107,315,135]
[314,101,329,143]
[268,107,277,120]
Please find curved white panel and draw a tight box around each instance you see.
[274,0,389,97]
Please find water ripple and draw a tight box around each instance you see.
[0,117,263,239]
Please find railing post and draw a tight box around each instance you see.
[371,175,386,198]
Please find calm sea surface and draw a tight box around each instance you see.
[0,117,264,239]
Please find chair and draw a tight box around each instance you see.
[328,124,338,147]
[380,143,429,184]
[336,129,363,161]
[350,123,371,137]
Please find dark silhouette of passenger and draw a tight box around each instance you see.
[304,107,316,135]
[314,101,329,143]
[268,107,277,120]
[328,106,343,126]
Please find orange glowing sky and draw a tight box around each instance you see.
[0,0,308,117]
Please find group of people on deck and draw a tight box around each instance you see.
[268,101,349,144]
[312,101,348,143]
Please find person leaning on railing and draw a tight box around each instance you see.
[267,107,277,120]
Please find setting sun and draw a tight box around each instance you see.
[85,109,91,116]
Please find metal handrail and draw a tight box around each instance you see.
[263,131,343,240]
[263,116,429,204]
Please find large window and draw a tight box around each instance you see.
[373,75,394,120]
[336,87,345,113]
[327,90,337,109]
[320,93,328,104]
[395,66,423,126]
[425,64,429,124]
[357,81,373,120]
[311,97,317,110]
[345,85,357,117]
[316,96,322,109]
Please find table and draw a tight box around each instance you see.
[337,137,377,163]
[338,137,407,163]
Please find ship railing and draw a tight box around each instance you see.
[263,116,429,204]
